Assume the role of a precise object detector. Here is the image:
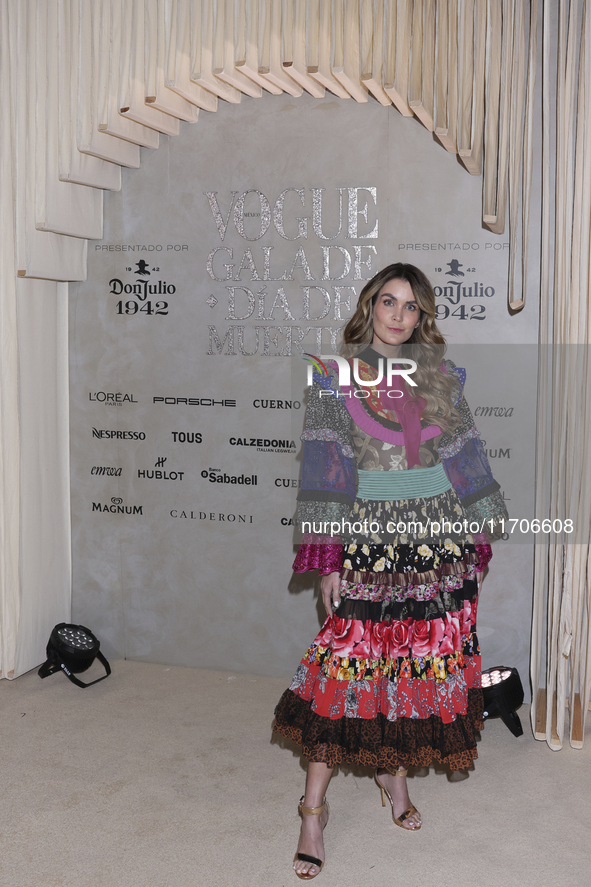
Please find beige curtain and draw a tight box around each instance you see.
[0,0,537,678]
[0,1,72,680]
[530,0,591,750]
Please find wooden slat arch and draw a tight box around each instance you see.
[7,0,535,298]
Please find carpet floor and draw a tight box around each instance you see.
[1,660,589,887]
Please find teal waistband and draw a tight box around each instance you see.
[357,463,452,500]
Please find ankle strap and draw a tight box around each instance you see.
[298,795,326,815]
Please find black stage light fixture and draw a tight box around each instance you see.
[481,666,524,736]
[38,623,111,688]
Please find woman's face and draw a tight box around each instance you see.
[371,278,420,348]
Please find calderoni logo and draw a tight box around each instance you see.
[89,391,138,405]
[92,428,146,440]
[474,406,514,417]
[91,466,123,476]
[229,435,296,453]
[170,510,253,523]
[171,432,203,443]
[153,397,236,407]
[201,468,258,485]
[253,398,301,410]
[92,497,143,515]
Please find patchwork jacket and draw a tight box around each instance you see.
[293,358,508,575]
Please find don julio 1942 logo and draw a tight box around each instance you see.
[110,260,175,317]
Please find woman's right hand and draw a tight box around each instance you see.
[320,571,341,616]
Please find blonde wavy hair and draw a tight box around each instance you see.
[341,263,460,430]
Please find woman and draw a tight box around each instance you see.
[273,263,507,880]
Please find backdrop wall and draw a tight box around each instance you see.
[69,92,538,685]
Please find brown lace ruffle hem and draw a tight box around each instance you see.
[273,687,484,771]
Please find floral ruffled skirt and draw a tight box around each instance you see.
[273,540,484,771]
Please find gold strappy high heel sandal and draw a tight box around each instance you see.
[375,769,422,830]
[293,796,330,880]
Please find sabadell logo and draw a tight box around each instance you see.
[201,469,258,485]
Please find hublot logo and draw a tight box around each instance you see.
[137,456,185,481]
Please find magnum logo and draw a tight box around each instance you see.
[92,497,143,515]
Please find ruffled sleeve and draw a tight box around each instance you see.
[439,361,508,545]
[292,533,344,574]
[292,367,356,573]
[473,535,493,572]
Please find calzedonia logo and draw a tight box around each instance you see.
[229,436,296,454]
[89,392,138,405]
[92,497,143,515]
[201,468,257,485]
[137,457,184,480]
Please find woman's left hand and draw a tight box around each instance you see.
[320,571,341,616]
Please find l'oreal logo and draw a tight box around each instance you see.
[303,354,417,388]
